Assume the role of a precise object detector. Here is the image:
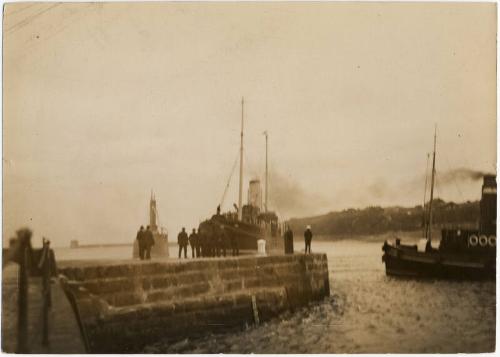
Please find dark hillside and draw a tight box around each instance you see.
[288,199,479,235]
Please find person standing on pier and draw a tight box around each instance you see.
[178,227,188,259]
[198,229,205,257]
[230,230,239,256]
[195,231,201,258]
[145,225,155,260]
[284,226,294,254]
[220,225,227,257]
[208,231,215,257]
[136,226,145,260]
[304,225,313,254]
[189,229,198,258]
[214,225,224,257]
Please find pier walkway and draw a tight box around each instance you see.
[2,263,86,353]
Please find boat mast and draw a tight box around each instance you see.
[422,153,430,238]
[238,97,244,221]
[263,131,268,212]
[427,126,437,242]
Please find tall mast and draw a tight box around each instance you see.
[238,97,244,221]
[427,126,437,242]
[422,153,430,238]
[263,131,268,212]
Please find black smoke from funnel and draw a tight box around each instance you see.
[268,167,492,219]
[334,167,494,210]
[437,168,491,184]
[268,171,329,218]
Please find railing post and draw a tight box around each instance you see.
[39,238,52,347]
[17,246,29,353]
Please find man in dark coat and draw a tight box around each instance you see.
[284,226,294,254]
[196,228,206,257]
[136,226,145,260]
[189,229,198,258]
[230,230,239,257]
[178,227,188,259]
[219,225,227,257]
[145,225,155,260]
[195,230,203,258]
[304,225,313,254]
[208,231,215,257]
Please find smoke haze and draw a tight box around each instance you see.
[437,168,491,184]
[268,171,330,219]
[3,3,496,246]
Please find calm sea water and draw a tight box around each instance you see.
[55,240,496,353]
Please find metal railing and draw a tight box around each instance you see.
[3,229,57,353]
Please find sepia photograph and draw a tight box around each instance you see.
[1,1,497,354]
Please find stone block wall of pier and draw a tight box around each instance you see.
[59,254,330,353]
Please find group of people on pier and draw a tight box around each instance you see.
[136,223,314,261]
[177,226,239,259]
[136,225,155,260]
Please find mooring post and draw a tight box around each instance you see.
[17,246,29,353]
[251,295,260,325]
[40,239,52,346]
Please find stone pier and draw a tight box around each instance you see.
[59,253,330,353]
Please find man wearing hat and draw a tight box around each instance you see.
[304,225,313,254]
[178,227,188,259]
[136,226,145,260]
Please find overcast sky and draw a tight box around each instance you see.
[3,2,496,247]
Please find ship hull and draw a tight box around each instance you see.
[199,215,284,252]
[224,224,261,250]
[382,242,495,280]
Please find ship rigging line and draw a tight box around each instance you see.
[422,153,430,238]
[219,150,240,208]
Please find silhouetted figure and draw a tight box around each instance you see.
[6,228,33,268]
[195,231,201,258]
[284,226,294,254]
[208,233,215,257]
[215,231,221,257]
[304,225,313,254]
[145,225,154,260]
[178,227,188,259]
[230,230,239,256]
[189,229,198,258]
[197,230,204,257]
[136,226,145,260]
[220,226,227,257]
[204,234,209,257]
[217,205,221,216]
[425,239,432,253]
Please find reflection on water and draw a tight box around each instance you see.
[55,240,496,353]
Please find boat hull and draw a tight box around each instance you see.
[200,215,284,252]
[382,242,495,280]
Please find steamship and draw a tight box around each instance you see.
[382,130,496,280]
[198,98,283,252]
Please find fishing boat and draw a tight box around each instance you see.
[382,129,496,280]
[198,98,283,252]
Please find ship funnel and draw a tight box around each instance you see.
[480,174,496,235]
[248,179,262,210]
